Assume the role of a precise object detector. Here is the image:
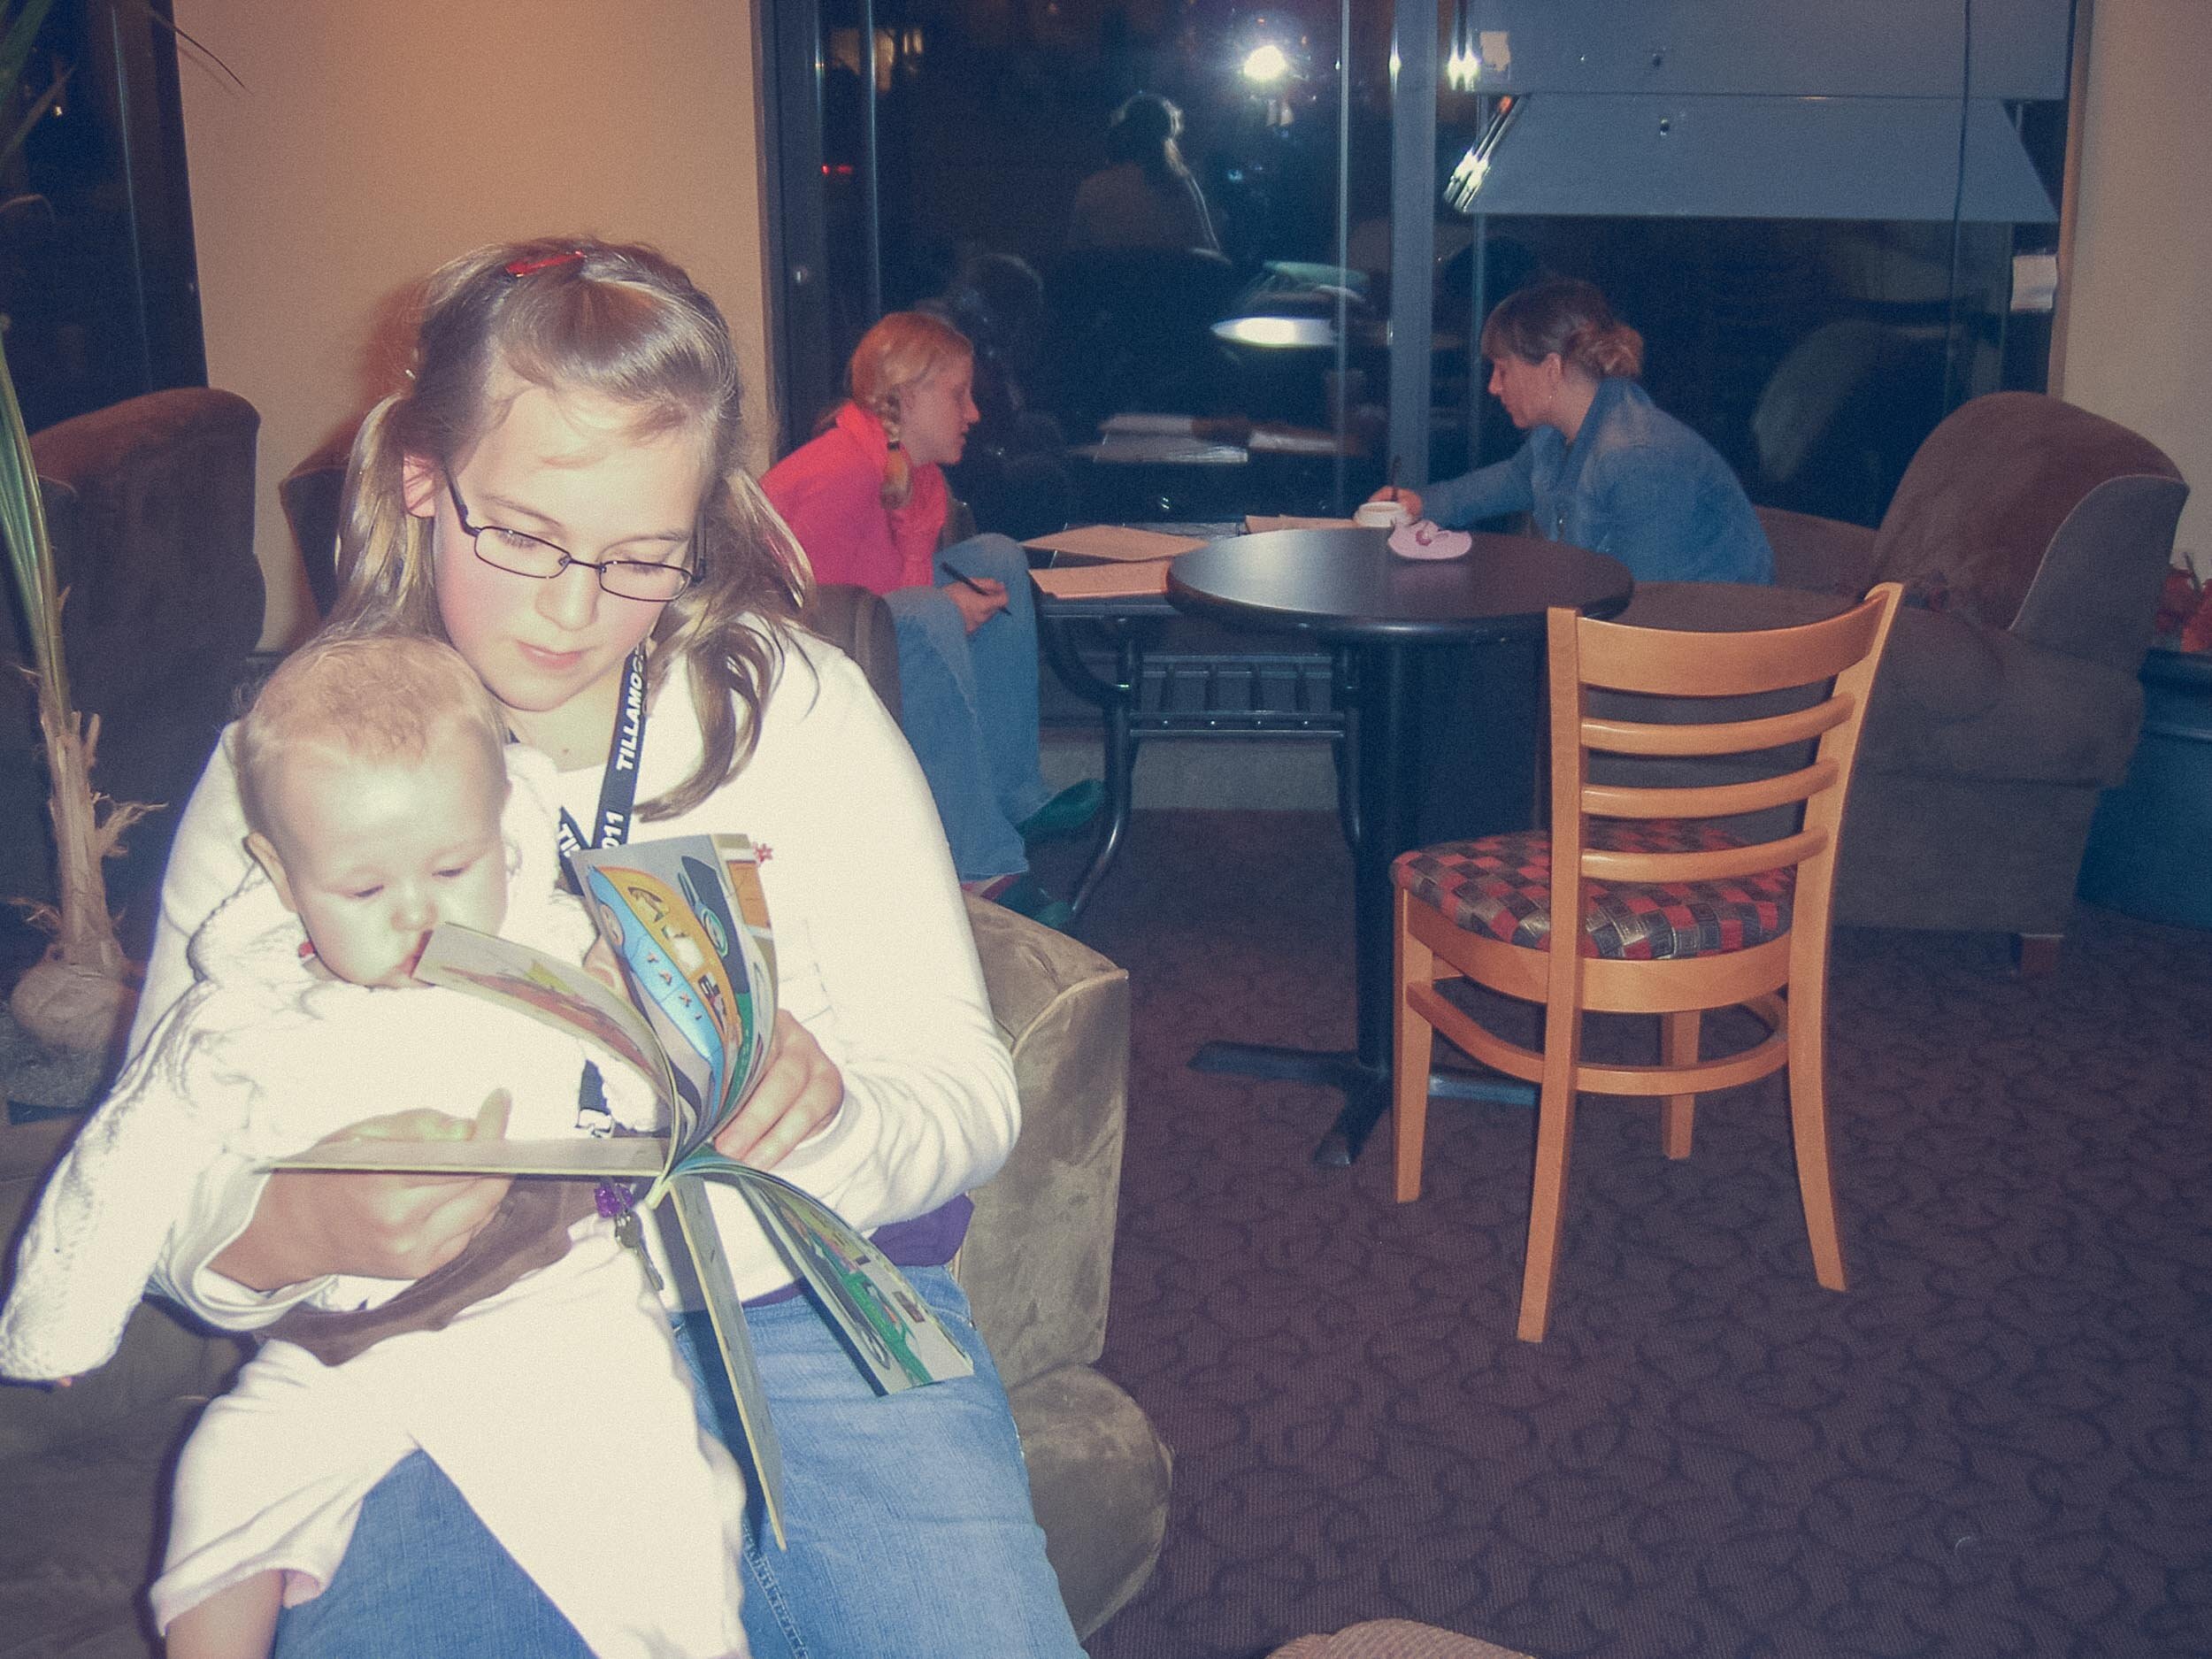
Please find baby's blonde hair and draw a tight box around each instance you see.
[235,634,509,842]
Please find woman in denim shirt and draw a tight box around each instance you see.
[1377,279,1773,586]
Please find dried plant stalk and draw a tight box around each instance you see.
[2,290,140,1043]
[33,708,150,977]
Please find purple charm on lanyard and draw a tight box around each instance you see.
[597,1180,665,1294]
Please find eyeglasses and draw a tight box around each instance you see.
[445,477,696,603]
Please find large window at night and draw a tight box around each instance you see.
[764,0,2073,536]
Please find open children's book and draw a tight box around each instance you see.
[268,833,972,1545]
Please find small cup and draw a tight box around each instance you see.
[1355,499,1411,530]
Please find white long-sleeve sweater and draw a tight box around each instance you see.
[128,628,1018,1331]
[0,751,657,1382]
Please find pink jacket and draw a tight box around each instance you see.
[761,403,948,597]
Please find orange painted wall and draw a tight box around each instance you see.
[173,2,778,648]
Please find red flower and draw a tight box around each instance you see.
[2183,592,2212,655]
[2154,565,2212,654]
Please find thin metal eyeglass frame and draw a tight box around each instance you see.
[444,475,696,602]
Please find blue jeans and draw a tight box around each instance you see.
[271,1269,1082,1659]
[882,534,1052,883]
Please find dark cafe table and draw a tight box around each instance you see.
[1166,526,1634,1166]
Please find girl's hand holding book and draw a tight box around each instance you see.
[709,1011,843,1171]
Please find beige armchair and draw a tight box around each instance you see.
[0,895,1164,1652]
[960,897,1171,1634]
[809,579,1170,1636]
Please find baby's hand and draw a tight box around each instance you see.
[583,938,625,995]
[218,1091,519,1290]
[341,1090,511,1145]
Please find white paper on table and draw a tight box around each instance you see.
[1246,426,1345,457]
[1076,434,1248,466]
[1099,412,1199,436]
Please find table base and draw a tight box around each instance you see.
[1188,1041,1536,1166]
[1037,608,1350,922]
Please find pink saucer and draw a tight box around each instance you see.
[1387,519,1472,560]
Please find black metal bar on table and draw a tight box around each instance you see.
[1034,592,1348,924]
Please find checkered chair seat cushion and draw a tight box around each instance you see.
[1392,820,1795,959]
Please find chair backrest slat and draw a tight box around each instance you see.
[1586,758,1839,825]
[1583,696,1851,759]
[1547,586,1904,932]
[1573,601,1891,699]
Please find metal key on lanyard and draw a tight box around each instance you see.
[595,1180,665,1294]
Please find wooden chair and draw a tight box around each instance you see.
[1391,584,1903,1342]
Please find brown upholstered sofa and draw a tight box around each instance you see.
[1615,391,2189,961]
[0,389,264,946]
[1,527,1167,1652]
[810,581,1171,1636]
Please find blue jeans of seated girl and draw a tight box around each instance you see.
[881,534,1052,883]
[269,1268,1082,1659]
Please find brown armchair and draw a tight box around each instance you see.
[797,579,1167,1632]
[1,389,263,939]
[1615,391,2188,964]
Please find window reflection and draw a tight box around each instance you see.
[0,0,203,433]
[797,0,2068,537]
[811,0,1390,531]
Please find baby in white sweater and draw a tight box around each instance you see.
[0,635,748,1659]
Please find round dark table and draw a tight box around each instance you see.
[1167,526,1634,1164]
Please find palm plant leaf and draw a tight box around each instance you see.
[0,329,65,715]
[0,0,72,725]
[0,0,61,134]
[0,0,57,88]
[0,60,65,181]
[0,1,231,179]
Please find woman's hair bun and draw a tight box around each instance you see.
[1576,321,1644,380]
[1480,277,1644,381]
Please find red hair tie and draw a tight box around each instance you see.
[503,250,588,278]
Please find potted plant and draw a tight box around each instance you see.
[1,0,154,1049]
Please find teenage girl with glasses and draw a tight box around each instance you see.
[129,238,1087,1659]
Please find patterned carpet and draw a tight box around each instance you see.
[1059,810,2212,1659]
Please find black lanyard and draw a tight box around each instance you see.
[556,645,649,860]
[565,648,651,1160]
